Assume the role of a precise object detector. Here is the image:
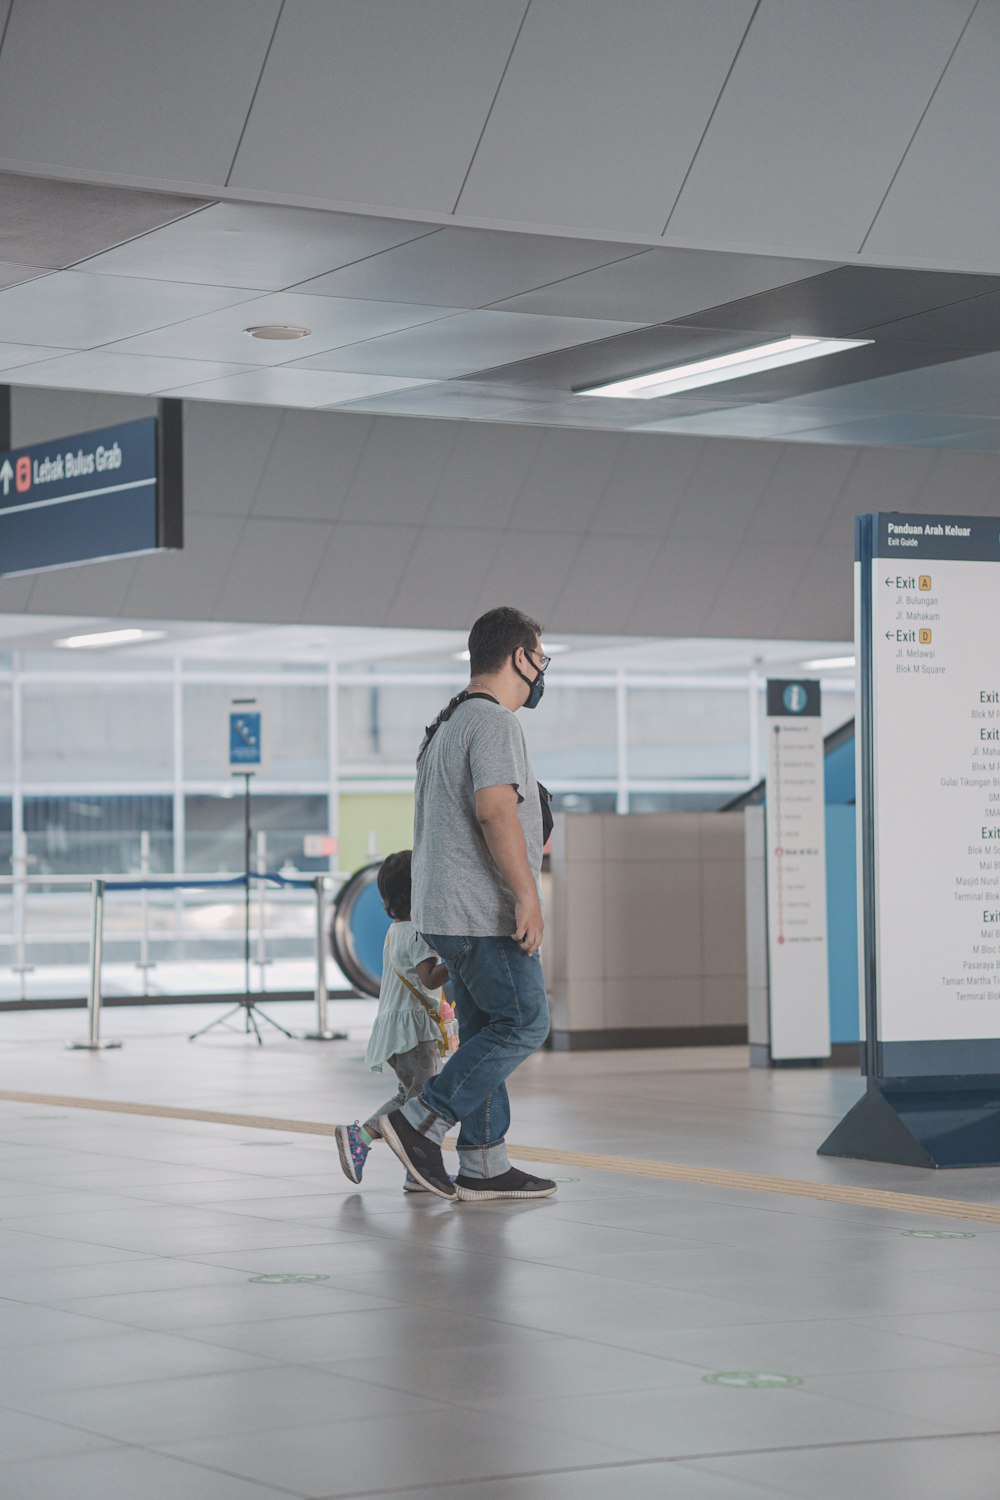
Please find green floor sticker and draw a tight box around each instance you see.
[249,1273,331,1284]
[902,1229,976,1240]
[703,1371,803,1390]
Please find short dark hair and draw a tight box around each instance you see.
[468,606,542,677]
[377,850,412,921]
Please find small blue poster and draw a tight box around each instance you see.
[228,709,263,769]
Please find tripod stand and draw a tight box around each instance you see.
[189,772,293,1045]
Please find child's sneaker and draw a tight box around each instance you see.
[335,1123,370,1185]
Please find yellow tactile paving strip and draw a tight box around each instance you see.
[3,1088,1000,1226]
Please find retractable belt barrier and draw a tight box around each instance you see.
[66,871,343,1052]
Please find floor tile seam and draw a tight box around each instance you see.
[137,1440,311,1499]
[843,1315,1000,1360]
[7,1091,1000,1225]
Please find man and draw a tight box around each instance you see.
[377,606,557,1202]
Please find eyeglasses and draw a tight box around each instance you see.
[529,649,552,673]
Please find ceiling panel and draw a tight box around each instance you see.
[586,438,702,539]
[688,337,976,403]
[778,412,995,448]
[291,310,643,380]
[0,272,259,349]
[863,291,1000,350]
[332,382,560,424]
[551,536,663,633]
[865,3,1000,268]
[105,292,462,365]
[385,526,500,628]
[667,0,974,255]
[423,423,543,529]
[627,538,736,636]
[495,247,834,323]
[230,0,528,211]
[26,554,139,616]
[458,0,755,236]
[338,418,460,526]
[745,446,860,546]
[0,0,282,182]
[672,266,1000,338]
[251,410,374,522]
[704,542,819,637]
[460,323,768,393]
[10,388,154,447]
[213,519,332,623]
[2,351,254,396]
[667,441,782,543]
[295,226,639,309]
[214,516,332,621]
[478,529,580,626]
[0,173,207,269]
[182,403,283,518]
[506,430,625,534]
[299,522,420,626]
[0,343,75,375]
[639,405,870,440]
[772,351,1000,414]
[160,367,429,409]
[0,263,47,292]
[81,203,434,292]
[122,516,247,619]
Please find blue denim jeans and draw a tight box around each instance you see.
[400,933,549,1179]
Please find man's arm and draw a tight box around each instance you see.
[475,784,544,956]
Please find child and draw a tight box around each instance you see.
[335,850,452,1194]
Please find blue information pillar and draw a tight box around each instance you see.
[821,512,1000,1167]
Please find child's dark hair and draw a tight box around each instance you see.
[377,850,412,921]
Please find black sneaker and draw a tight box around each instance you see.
[376,1109,456,1201]
[454,1167,557,1201]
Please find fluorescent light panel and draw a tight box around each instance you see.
[55,628,166,650]
[802,655,855,670]
[581,337,872,400]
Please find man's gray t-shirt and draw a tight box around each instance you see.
[412,698,543,937]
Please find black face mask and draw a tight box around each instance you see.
[513,651,545,710]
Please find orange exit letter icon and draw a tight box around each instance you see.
[919,628,933,644]
[14,456,30,493]
[919,575,932,591]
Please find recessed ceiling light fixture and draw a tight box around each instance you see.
[579,336,872,400]
[55,628,167,650]
[244,325,312,341]
[801,655,855,670]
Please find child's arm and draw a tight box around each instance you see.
[416,956,449,992]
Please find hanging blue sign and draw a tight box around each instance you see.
[228,709,263,770]
[0,405,182,576]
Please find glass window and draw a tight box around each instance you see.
[185,792,330,873]
[338,791,415,876]
[339,682,458,775]
[183,684,328,782]
[550,791,617,814]
[19,651,171,673]
[22,682,174,784]
[23,794,173,875]
[521,686,617,781]
[0,685,12,788]
[627,687,750,780]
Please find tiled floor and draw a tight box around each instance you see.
[1,1003,999,1497]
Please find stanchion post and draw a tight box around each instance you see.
[303,875,345,1040]
[67,878,122,1051]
